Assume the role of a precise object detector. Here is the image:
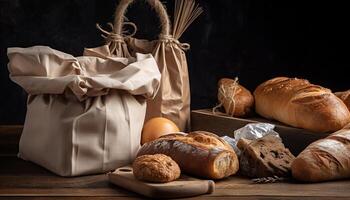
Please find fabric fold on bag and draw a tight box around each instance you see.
[8,45,161,101]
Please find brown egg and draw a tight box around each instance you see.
[141,117,180,145]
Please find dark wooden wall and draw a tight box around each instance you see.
[0,0,349,124]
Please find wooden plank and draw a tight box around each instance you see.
[0,125,22,156]
[1,125,350,199]
[191,109,329,155]
[0,197,349,200]
[1,156,350,199]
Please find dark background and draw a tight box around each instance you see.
[0,0,349,124]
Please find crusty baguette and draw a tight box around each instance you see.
[335,90,350,111]
[218,78,254,117]
[291,125,350,182]
[254,77,350,132]
[137,131,239,179]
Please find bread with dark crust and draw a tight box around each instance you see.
[237,135,295,178]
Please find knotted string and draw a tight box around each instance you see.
[97,23,190,51]
[159,34,191,51]
[96,20,137,54]
[212,77,239,116]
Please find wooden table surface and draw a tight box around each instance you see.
[1,125,350,200]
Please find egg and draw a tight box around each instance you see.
[141,117,180,145]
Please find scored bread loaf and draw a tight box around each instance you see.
[217,78,254,117]
[137,131,239,179]
[335,90,350,111]
[292,125,350,182]
[254,77,350,132]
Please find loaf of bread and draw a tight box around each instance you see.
[254,77,350,132]
[237,135,295,178]
[137,131,239,179]
[217,78,254,117]
[133,154,180,183]
[292,125,350,182]
[335,90,350,111]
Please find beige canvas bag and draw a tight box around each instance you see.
[98,0,202,131]
[7,45,161,176]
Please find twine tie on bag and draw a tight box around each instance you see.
[96,21,137,54]
[96,21,137,43]
[212,77,239,116]
[159,34,190,51]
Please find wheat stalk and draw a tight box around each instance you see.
[251,176,288,184]
[172,0,203,39]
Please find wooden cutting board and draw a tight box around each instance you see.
[108,166,215,198]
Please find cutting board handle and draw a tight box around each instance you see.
[109,166,215,198]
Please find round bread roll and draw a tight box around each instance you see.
[133,154,181,183]
[217,78,254,117]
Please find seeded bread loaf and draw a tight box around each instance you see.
[133,154,180,183]
[237,135,295,178]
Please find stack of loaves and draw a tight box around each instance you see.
[133,131,239,182]
[217,76,350,133]
[215,76,350,182]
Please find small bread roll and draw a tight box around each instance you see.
[217,78,254,117]
[133,154,180,183]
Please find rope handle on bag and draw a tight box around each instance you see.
[97,0,191,51]
[114,0,171,38]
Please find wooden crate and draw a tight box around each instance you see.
[191,109,329,155]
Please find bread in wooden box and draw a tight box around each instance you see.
[217,78,254,117]
[137,131,239,179]
[254,77,350,133]
[335,90,350,111]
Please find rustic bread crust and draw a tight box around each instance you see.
[138,131,239,179]
[291,125,350,182]
[254,77,350,132]
[133,154,180,183]
[218,78,254,117]
[335,90,350,111]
